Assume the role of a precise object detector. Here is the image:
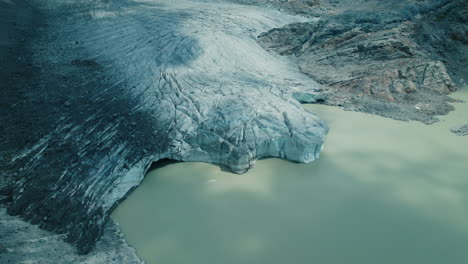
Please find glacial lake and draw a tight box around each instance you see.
[112,87,468,264]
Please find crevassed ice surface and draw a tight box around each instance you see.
[112,87,468,264]
[10,0,327,248]
[77,0,327,172]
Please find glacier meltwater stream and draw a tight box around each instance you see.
[112,88,468,264]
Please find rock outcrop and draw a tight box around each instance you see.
[258,0,467,123]
[450,124,468,136]
[1,0,327,254]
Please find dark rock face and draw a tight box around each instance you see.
[414,0,468,85]
[1,0,327,255]
[450,124,468,136]
[258,0,467,123]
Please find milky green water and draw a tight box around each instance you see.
[112,88,468,264]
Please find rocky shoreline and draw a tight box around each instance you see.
[257,0,467,124]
